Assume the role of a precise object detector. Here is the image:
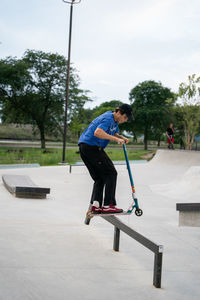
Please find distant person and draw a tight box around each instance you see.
[166,123,175,149]
[78,104,133,214]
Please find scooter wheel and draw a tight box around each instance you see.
[135,208,143,216]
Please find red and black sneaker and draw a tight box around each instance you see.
[91,206,102,214]
[101,205,123,214]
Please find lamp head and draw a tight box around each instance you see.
[62,0,81,4]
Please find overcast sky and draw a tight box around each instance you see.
[0,0,200,107]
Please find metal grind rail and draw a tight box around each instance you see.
[86,215,163,288]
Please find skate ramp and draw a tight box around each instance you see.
[149,149,200,167]
[150,166,200,200]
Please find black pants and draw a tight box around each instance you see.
[79,143,117,207]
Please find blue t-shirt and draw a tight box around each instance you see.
[78,111,119,148]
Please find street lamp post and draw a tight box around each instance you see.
[62,0,81,163]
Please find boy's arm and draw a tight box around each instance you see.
[94,128,125,145]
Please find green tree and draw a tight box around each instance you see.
[91,100,123,119]
[178,74,200,150]
[129,80,176,149]
[0,50,91,148]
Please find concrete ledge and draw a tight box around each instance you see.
[2,174,50,199]
[176,203,200,227]
[176,203,200,211]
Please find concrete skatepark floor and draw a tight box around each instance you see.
[0,149,200,300]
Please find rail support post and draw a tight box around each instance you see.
[153,250,163,288]
[113,227,120,251]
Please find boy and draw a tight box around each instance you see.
[78,104,133,214]
[166,123,175,149]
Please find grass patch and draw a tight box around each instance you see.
[0,147,80,166]
[105,148,154,161]
[0,146,155,166]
